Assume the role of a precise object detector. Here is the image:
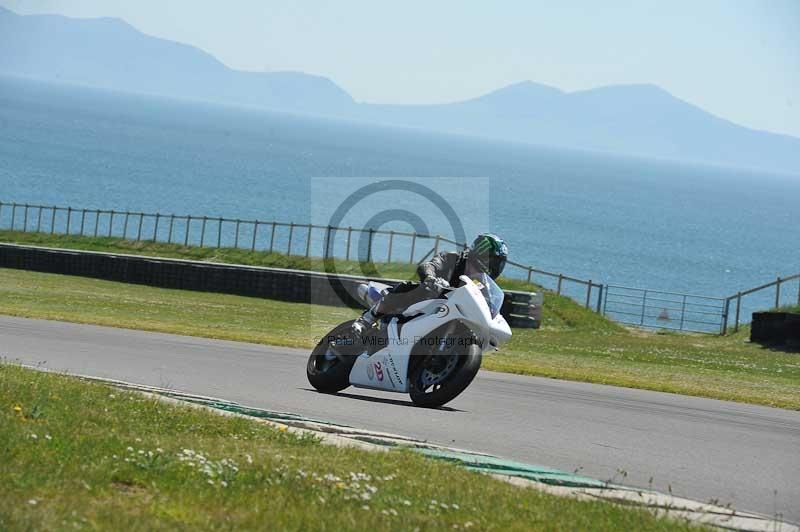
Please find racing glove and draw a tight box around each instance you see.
[423,276,450,292]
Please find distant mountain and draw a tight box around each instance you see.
[354,82,800,174]
[2,6,799,174]
[0,6,353,113]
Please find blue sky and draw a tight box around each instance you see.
[3,0,799,137]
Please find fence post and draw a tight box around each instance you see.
[234,219,240,248]
[36,206,43,232]
[367,228,375,262]
[721,298,730,335]
[94,210,100,237]
[306,224,314,258]
[80,209,86,235]
[23,203,29,231]
[585,281,592,308]
[556,274,563,295]
[640,290,648,325]
[153,213,160,242]
[679,294,687,331]
[526,267,532,285]
[122,211,129,238]
[200,216,207,247]
[136,213,143,241]
[185,216,192,246]
[596,284,604,313]
[251,221,259,252]
[775,277,782,309]
[434,235,440,255]
[11,203,16,230]
[797,279,800,306]
[409,232,416,264]
[108,210,115,237]
[345,227,352,260]
[0,201,3,227]
[216,218,222,248]
[387,230,394,262]
[269,222,276,253]
[287,222,294,254]
[66,207,72,234]
[734,292,742,333]
[168,214,175,243]
[321,226,329,258]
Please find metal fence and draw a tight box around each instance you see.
[601,274,800,335]
[3,200,793,334]
[602,285,728,334]
[722,273,800,334]
[0,200,602,310]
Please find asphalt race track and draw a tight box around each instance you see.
[2,315,798,522]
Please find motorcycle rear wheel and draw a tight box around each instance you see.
[306,320,358,394]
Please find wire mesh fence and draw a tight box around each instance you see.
[2,200,794,334]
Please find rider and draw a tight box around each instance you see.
[352,233,509,337]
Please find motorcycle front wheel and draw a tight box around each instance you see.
[408,343,482,408]
[306,320,358,394]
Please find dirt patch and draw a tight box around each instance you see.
[112,480,147,495]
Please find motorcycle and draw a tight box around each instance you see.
[306,273,512,407]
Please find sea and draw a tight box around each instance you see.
[1,75,798,323]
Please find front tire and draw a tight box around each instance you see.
[306,320,358,394]
[409,343,482,408]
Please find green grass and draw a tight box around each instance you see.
[1,267,798,410]
[0,229,597,329]
[0,364,697,531]
[1,230,798,409]
[0,229,429,280]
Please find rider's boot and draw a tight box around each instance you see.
[352,305,381,339]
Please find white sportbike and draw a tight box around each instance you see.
[306,273,512,407]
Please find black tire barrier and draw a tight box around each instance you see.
[750,312,800,350]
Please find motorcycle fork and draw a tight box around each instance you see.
[409,321,458,374]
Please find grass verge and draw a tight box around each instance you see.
[0,364,695,531]
[0,230,599,329]
[1,267,798,410]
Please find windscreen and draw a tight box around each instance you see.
[473,273,505,318]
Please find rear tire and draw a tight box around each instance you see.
[306,320,358,394]
[409,343,482,408]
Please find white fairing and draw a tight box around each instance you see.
[349,275,512,392]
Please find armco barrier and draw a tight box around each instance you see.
[0,243,539,328]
